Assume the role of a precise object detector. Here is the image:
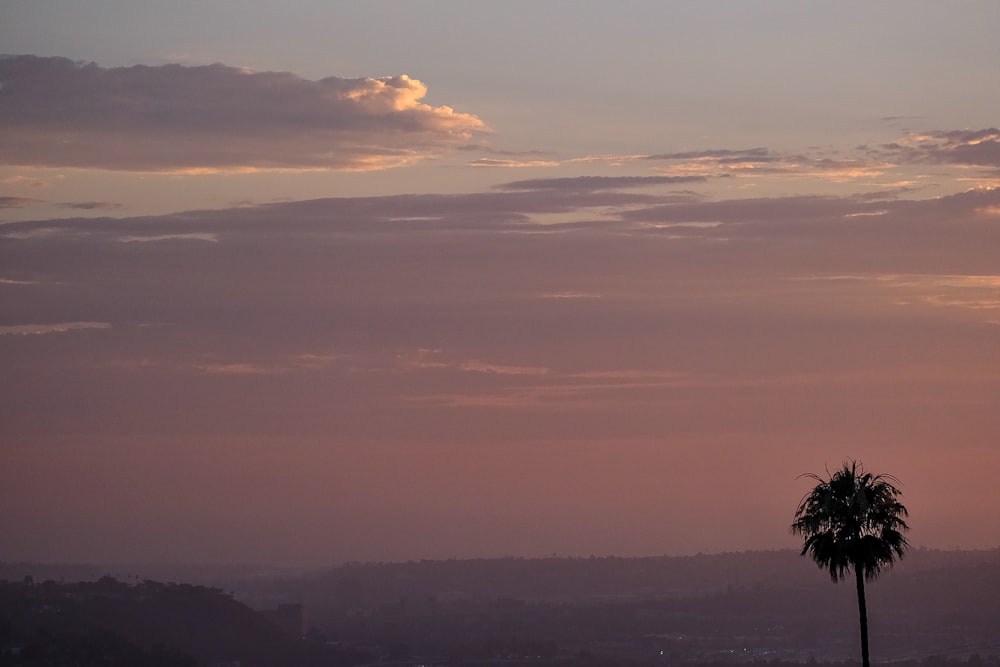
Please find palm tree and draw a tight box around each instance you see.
[791,460,910,667]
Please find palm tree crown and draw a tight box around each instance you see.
[792,460,910,667]
[791,460,910,582]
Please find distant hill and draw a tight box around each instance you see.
[228,547,1000,607]
[0,577,288,666]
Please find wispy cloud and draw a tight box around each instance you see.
[921,128,1000,167]
[2,175,50,188]
[873,128,1000,172]
[468,157,559,168]
[195,362,277,376]
[118,233,218,243]
[534,291,602,299]
[397,349,549,376]
[645,148,772,161]
[554,146,898,185]
[56,200,123,210]
[648,148,894,182]
[107,351,347,376]
[0,55,487,172]
[876,274,1000,311]
[0,196,43,208]
[458,360,550,376]
[497,175,706,191]
[0,321,110,335]
[456,143,552,157]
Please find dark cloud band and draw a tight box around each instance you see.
[0,55,487,172]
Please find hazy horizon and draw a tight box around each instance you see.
[2,2,999,568]
[7,544,999,577]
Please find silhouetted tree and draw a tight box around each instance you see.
[791,460,910,667]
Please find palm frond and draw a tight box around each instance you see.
[790,459,910,582]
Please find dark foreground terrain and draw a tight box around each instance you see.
[2,549,998,666]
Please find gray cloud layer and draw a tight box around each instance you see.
[0,55,486,171]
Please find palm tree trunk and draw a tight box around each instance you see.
[855,567,870,667]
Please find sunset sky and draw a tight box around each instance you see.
[2,2,999,567]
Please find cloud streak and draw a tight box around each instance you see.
[468,157,559,168]
[57,201,122,210]
[0,55,487,172]
[871,128,1000,174]
[0,321,110,336]
[497,175,706,191]
[0,196,42,208]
